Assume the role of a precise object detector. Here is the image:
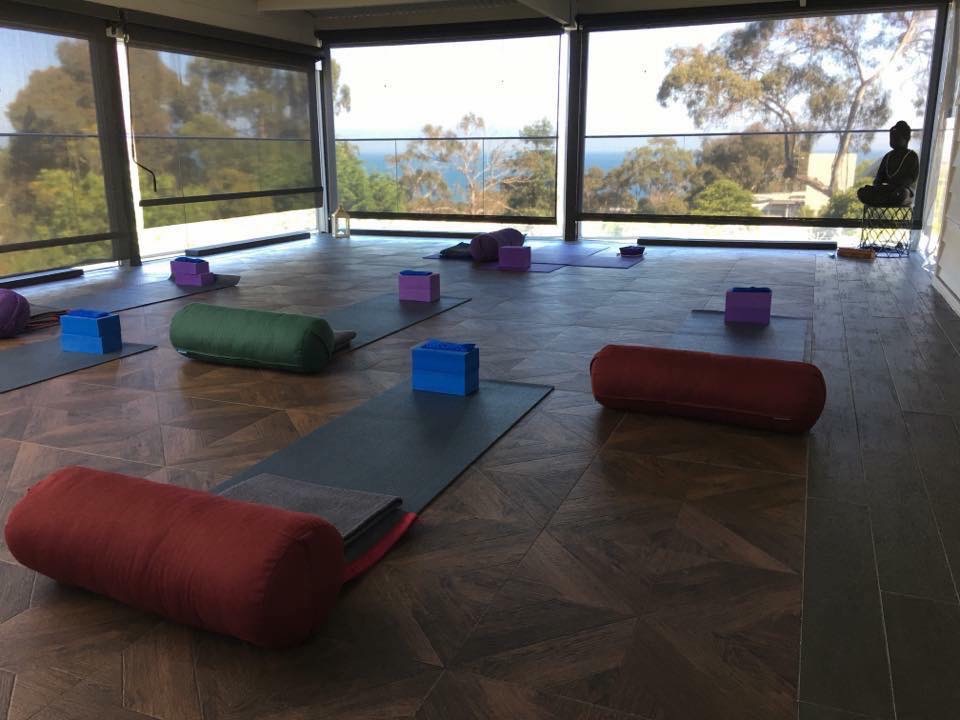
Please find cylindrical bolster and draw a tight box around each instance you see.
[470,228,524,262]
[590,344,826,433]
[170,303,335,373]
[4,467,344,648]
[0,289,30,339]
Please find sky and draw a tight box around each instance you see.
[332,11,936,142]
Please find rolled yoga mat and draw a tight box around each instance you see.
[0,289,30,338]
[590,344,826,433]
[170,303,336,373]
[4,466,344,648]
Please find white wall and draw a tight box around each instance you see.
[937,138,960,310]
[82,0,317,45]
[934,3,960,313]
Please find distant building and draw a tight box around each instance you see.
[753,151,858,217]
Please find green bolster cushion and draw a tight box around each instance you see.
[170,303,335,373]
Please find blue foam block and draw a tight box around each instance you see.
[61,333,122,354]
[60,311,121,339]
[412,340,479,396]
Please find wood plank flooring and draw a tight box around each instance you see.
[0,235,957,719]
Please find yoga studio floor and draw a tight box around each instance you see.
[2,234,960,720]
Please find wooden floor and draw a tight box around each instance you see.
[0,235,958,720]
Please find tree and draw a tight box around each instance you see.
[657,12,934,198]
[691,179,761,216]
[499,118,557,216]
[395,114,510,214]
[697,125,804,193]
[583,138,695,214]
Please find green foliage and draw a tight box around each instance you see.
[819,188,864,219]
[656,12,933,197]
[583,139,695,214]
[691,179,761,216]
[336,142,403,212]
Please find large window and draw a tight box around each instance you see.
[332,35,561,221]
[127,48,320,255]
[0,27,115,277]
[582,10,939,224]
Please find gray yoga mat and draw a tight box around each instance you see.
[220,473,401,544]
[327,293,470,350]
[0,340,156,393]
[28,274,240,316]
[214,379,552,514]
[669,310,810,362]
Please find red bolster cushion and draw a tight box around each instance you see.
[4,467,344,648]
[590,344,826,433]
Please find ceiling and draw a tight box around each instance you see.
[254,0,776,32]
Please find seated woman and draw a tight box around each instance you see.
[856,121,919,208]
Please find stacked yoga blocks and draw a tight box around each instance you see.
[725,287,772,325]
[171,257,215,287]
[60,309,122,354]
[412,340,479,396]
[398,270,439,302]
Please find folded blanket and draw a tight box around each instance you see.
[220,473,402,545]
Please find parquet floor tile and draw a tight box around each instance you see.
[3,237,956,719]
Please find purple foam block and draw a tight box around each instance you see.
[173,271,216,287]
[499,245,532,271]
[399,272,440,302]
[170,257,210,276]
[725,287,772,325]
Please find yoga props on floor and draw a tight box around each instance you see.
[412,340,479,396]
[837,247,877,260]
[0,338,156,394]
[398,270,440,302]
[619,246,645,257]
[470,228,525,262]
[4,466,344,648]
[0,289,30,338]
[59,309,122,354]
[725,287,772,325]
[170,304,336,373]
[170,257,215,287]
[28,273,241,317]
[216,379,552,517]
[590,344,825,433]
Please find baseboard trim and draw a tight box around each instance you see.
[637,237,838,250]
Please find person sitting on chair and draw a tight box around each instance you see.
[856,121,919,208]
